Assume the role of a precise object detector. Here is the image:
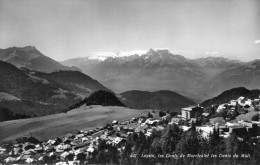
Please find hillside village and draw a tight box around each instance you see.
[1,0,260,164]
[1,95,260,165]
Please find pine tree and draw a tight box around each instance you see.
[96,150,106,164]
[209,128,220,154]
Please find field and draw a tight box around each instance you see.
[0,105,144,144]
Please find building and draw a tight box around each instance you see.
[216,104,226,113]
[170,117,183,124]
[202,113,210,117]
[181,107,194,119]
[230,100,237,106]
[210,117,225,125]
[196,126,214,138]
[237,97,252,107]
[219,120,260,138]
[181,106,203,120]
[253,99,260,107]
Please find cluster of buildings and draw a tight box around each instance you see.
[180,96,260,139]
[216,96,260,114]
[1,96,260,164]
[0,112,166,164]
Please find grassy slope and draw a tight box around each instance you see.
[0,105,143,144]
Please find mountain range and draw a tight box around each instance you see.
[0,46,199,119]
[0,46,79,73]
[61,49,257,101]
[1,46,260,118]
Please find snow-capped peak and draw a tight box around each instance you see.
[85,48,172,61]
[87,50,148,61]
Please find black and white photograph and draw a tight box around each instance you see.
[0,0,260,164]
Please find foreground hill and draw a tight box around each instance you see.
[68,90,125,110]
[0,105,142,144]
[0,61,81,117]
[120,90,195,111]
[0,46,79,73]
[201,87,260,108]
[84,90,125,107]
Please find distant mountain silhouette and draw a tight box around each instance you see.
[0,46,80,72]
[201,87,260,108]
[120,90,195,112]
[62,49,248,100]
[209,60,260,93]
[193,56,242,69]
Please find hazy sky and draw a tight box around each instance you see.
[0,0,260,61]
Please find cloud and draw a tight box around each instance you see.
[205,51,219,55]
[254,40,260,44]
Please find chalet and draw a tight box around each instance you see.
[230,107,235,111]
[162,115,172,122]
[170,117,182,124]
[216,104,226,113]
[135,125,146,133]
[230,100,237,106]
[237,97,252,107]
[145,119,159,126]
[47,139,56,145]
[145,132,152,137]
[202,113,210,117]
[138,118,145,124]
[76,134,84,138]
[0,147,6,154]
[210,117,225,125]
[196,126,214,138]
[60,151,69,159]
[34,146,43,153]
[81,137,89,143]
[25,157,36,164]
[253,99,260,107]
[181,126,190,131]
[112,137,122,145]
[4,157,16,163]
[112,120,118,125]
[87,147,95,153]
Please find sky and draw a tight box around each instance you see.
[0,0,260,61]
